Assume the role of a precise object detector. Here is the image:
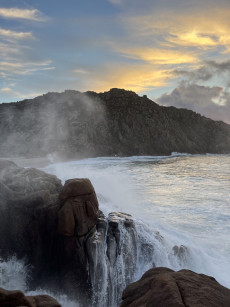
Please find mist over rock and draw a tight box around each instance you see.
[1,160,230,306]
[0,88,230,158]
[0,161,140,305]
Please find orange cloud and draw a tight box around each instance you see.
[79,64,172,93]
[168,31,218,48]
[118,47,198,65]
[125,8,230,51]
[72,7,230,96]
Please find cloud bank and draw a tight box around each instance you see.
[1,0,230,125]
[157,82,230,124]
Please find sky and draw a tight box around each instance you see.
[0,0,230,124]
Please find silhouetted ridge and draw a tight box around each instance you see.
[0,88,230,158]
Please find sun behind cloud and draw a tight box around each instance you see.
[88,5,230,97]
[1,0,230,124]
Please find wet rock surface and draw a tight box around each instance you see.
[121,267,230,307]
[86,211,138,306]
[0,287,61,307]
[0,161,139,305]
[58,178,99,237]
[0,159,62,273]
[0,161,98,294]
[1,160,230,307]
[56,178,100,296]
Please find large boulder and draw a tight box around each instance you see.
[0,160,62,273]
[0,161,114,302]
[0,161,100,294]
[56,178,100,295]
[0,287,61,307]
[58,178,99,237]
[121,267,230,307]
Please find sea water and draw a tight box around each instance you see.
[1,154,230,305]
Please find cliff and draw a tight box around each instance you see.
[1,88,230,158]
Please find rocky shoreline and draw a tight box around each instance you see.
[0,159,230,306]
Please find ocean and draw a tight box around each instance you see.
[0,153,229,306]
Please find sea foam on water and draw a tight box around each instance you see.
[0,154,229,306]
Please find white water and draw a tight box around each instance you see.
[42,153,230,288]
[0,153,230,306]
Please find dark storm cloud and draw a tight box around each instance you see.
[157,82,230,124]
[173,59,230,83]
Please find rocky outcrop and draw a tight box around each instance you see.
[0,159,62,270]
[0,161,100,292]
[121,267,230,307]
[0,88,230,158]
[0,287,61,307]
[56,178,100,295]
[58,178,99,237]
[2,160,230,307]
[0,160,139,305]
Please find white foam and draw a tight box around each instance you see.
[1,154,229,306]
[42,155,230,289]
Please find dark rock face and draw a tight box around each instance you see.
[0,159,62,271]
[56,178,100,295]
[0,88,230,158]
[58,178,99,237]
[0,161,99,293]
[2,160,230,307]
[121,267,230,307]
[0,287,61,307]
[0,161,139,305]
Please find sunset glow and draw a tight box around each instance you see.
[0,0,230,123]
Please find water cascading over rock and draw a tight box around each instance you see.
[1,160,229,306]
[57,178,139,305]
[86,212,138,306]
[0,160,141,306]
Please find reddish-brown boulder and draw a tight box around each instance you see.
[0,287,61,307]
[58,178,99,237]
[121,267,230,307]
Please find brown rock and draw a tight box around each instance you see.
[58,178,99,237]
[32,294,61,307]
[0,287,61,307]
[121,267,230,307]
[0,160,63,286]
[59,178,98,200]
[0,288,31,307]
[0,163,100,297]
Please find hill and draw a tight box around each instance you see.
[0,88,230,158]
